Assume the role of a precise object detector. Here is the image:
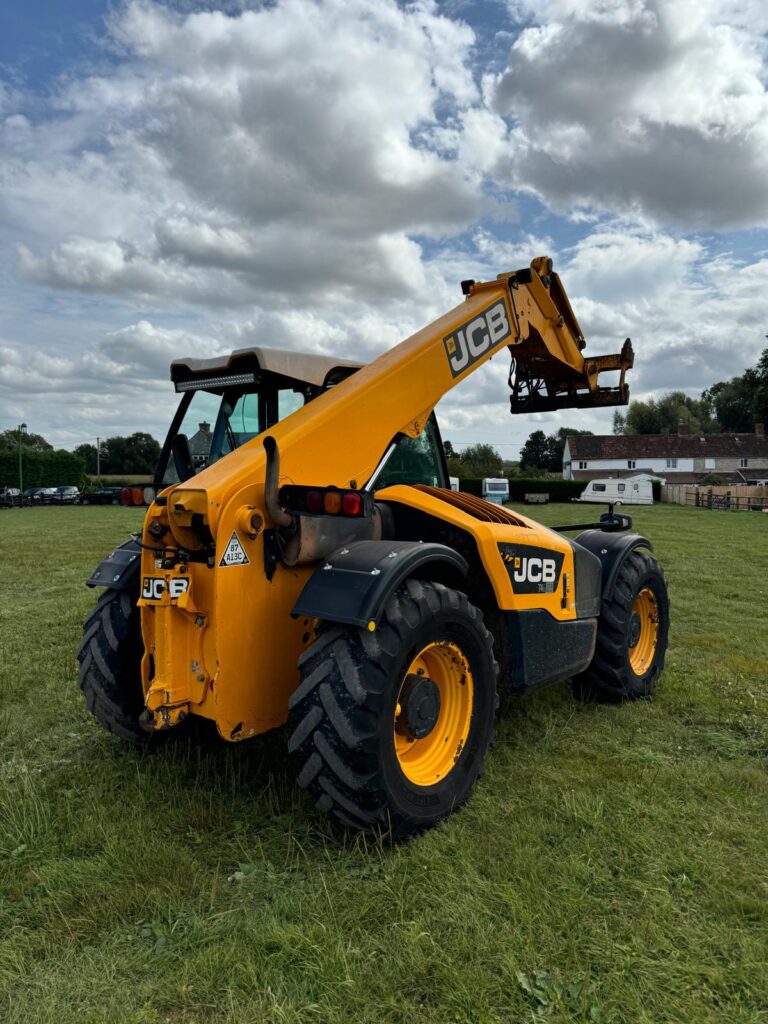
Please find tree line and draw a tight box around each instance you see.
[614,347,768,435]
[0,429,161,478]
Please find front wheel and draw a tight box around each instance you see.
[288,579,498,838]
[573,548,669,702]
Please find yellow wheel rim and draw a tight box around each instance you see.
[628,586,659,676]
[393,641,474,787]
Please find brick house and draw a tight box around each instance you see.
[563,424,768,485]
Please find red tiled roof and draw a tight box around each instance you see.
[566,432,768,460]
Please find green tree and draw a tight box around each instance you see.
[614,391,716,435]
[101,432,161,474]
[457,443,502,478]
[0,428,53,452]
[521,427,592,472]
[74,443,99,474]
[519,430,549,471]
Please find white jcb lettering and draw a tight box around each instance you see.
[512,558,557,584]
[141,577,189,600]
[445,300,512,377]
[486,304,510,345]
[541,560,557,584]
[448,331,470,373]
[465,317,490,357]
[142,577,165,600]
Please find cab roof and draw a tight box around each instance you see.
[171,347,363,392]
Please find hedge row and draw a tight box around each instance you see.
[458,477,584,501]
[0,451,86,489]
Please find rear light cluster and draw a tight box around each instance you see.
[278,485,373,519]
[121,485,157,507]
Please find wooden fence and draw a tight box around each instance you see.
[661,484,768,511]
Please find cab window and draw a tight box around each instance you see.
[374,416,447,490]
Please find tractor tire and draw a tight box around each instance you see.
[288,578,498,838]
[573,549,669,702]
[76,585,160,747]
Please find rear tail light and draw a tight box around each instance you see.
[342,492,362,516]
[323,491,342,515]
[143,486,156,505]
[306,490,324,514]
[132,486,144,505]
[278,485,373,518]
[121,487,133,506]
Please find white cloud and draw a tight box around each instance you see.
[491,0,768,227]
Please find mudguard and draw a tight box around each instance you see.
[291,539,468,628]
[85,537,142,590]
[574,530,653,602]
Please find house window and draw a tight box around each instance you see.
[627,460,636,469]
[705,458,715,469]
[666,458,677,468]
[740,458,749,468]
[579,461,587,469]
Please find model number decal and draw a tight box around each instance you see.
[498,544,565,594]
[141,577,189,600]
[443,300,512,378]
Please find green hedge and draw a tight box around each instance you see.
[0,450,86,489]
[457,477,584,502]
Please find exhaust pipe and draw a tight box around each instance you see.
[262,436,294,528]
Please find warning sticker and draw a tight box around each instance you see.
[219,532,250,567]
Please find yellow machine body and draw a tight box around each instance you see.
[133,259,632,739]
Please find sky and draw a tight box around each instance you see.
[1,0,768,460]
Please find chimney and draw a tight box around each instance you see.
[756,423,765,437]
[677,420,690,435]
[199,421,211,433]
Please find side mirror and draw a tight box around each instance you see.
[172,433,196,482]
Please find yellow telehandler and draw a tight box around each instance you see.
[78,257,669,837]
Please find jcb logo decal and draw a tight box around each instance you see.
[444,301,512,378]
[498,544,565,595]
[141,577,189,600]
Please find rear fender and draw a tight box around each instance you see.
[574,530,653,602]
[85,537,142,590]
[291,540,468,629]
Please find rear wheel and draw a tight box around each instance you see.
[77,586,159,746]
[288,579,498,838]
[573,549,669,702]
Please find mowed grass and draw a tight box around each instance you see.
[1,503,767,1024]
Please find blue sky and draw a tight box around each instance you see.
[2,0,768,455]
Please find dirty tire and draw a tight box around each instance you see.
[288,579,498,839]
[77,586,162,747]
[573,549,669,703]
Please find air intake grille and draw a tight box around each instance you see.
[412,485,529,526]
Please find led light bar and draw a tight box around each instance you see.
[175,372,257,393]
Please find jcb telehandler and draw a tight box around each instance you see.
[78,257,669,837]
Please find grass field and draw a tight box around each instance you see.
[1,503,767,1023]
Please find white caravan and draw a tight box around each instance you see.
[482,478,510,504]
[577,478,653,505]
[449,476,460,492]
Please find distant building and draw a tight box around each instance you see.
[188,421,212,468]
[563,423,768,485]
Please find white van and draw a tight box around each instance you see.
[577,478,653,505]
[482,478,510,504]
[449,476,459,492]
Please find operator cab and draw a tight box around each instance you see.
[155,347,361,486]
[155,346,450,491]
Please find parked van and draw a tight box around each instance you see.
[449,476,459,492]
[577,478,653,505]
[482,478,510,504]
